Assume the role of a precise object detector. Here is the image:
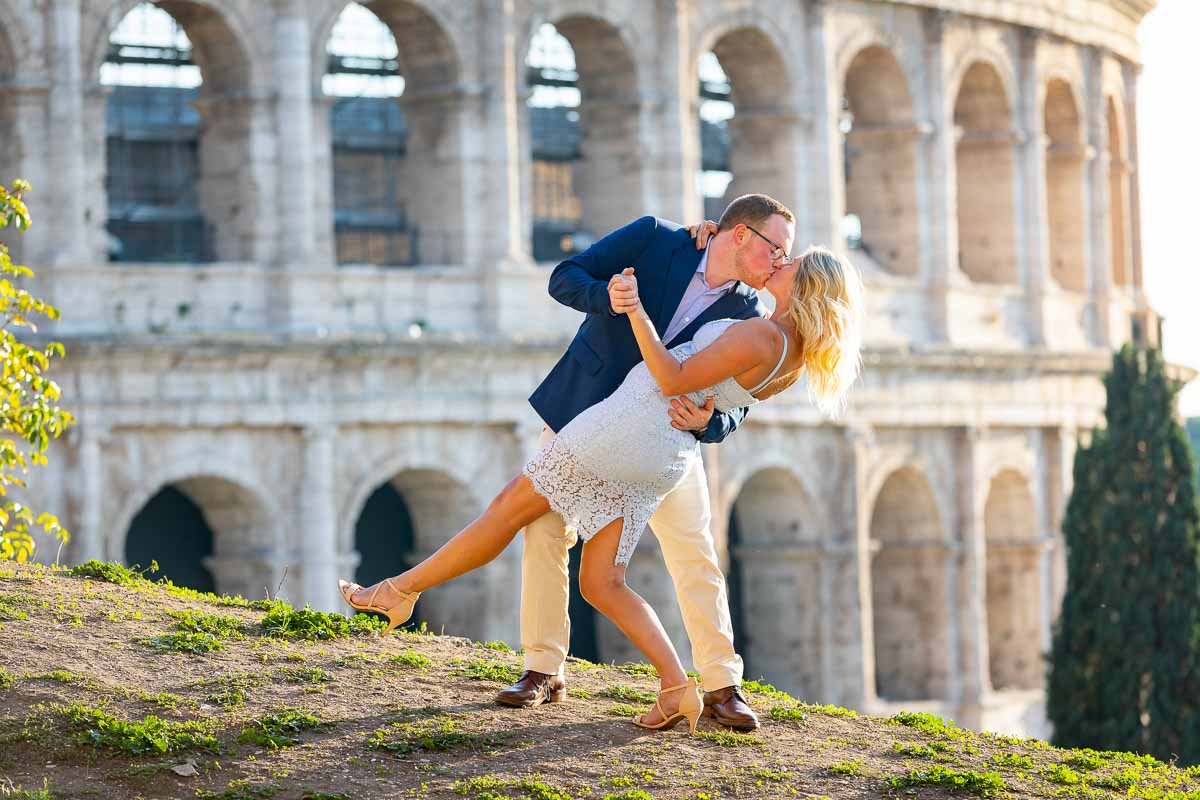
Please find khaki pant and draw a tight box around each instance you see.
[520,427,744,690]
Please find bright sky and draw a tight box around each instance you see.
[1137,0,1200,417]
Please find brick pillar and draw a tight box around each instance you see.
[916,10,959,343]
[193,93,277,264]
[1017,30,1052,346]
[43,0,90,265]
[299,426,339,612]
[310,95,337,268]
[841,423,874,709]
[801,0,838,247]
[1084,47,1113,347]
[955,425,990,729]
[638,0,697,223]
[273,0,317,267]
[1048,426,1075,619]
[462,0,526,333]
[0,82,49,265]
[73,420,109,564]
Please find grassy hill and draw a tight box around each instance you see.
[2,561,1200,800]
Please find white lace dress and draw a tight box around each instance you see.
[522,318,787,566]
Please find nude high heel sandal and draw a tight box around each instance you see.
[337,578,420,637]
[632,676,703,733]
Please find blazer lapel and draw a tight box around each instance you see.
[653,242,704,333]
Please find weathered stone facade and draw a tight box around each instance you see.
[0,0,1171,739]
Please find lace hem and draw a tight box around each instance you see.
[522,436,657,566]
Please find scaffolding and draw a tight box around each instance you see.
[526,23,586,262]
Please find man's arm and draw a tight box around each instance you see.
[669,395,749,444]
[548,216,658,316]
[695,405,749,444]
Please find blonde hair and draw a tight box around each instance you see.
[786,246,864,418]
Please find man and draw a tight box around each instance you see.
[496,194,796,731]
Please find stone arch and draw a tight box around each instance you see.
[99,1,265,263]
[311,0,463,88]
[1106,95,1131,288]
[1045,77,1087,291]
[694,20,798,214]
[869,466,951,701]
[726,466,824,698]
[520,13,644,260]
[114,466,283,602]
[953,60,1018,285]
[946,44,1017,117]
[842,44,920,276]
[89,0,256,91]
[343,461,495,640]
[983,468,1043,691]
[338,450,489,554]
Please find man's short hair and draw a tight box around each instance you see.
[717,193,795,231]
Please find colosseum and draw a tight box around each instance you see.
[0,0,1163,739]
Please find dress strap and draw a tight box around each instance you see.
[748,327,789,395]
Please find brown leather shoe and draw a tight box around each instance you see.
[494,669,567,708]
[703,685,760,731]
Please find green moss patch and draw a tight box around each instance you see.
[887,765,1006,797]
[60,702,219,756]
[237,709,332,749]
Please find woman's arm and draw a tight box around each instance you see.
[621,269,769,397]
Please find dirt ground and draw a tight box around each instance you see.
[1,561,1195,800]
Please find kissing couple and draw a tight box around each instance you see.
[339,193,864,734]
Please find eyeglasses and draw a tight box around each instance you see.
[744,224,794,265]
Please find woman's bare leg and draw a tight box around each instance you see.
[578,518,689,726]
[351,475,550,607]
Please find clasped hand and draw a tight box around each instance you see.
[608,267,641,315]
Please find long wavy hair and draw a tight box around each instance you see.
[785,246,864,418]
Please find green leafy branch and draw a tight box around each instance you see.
[0,180,74,563]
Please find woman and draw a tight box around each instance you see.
[339,244,863,733]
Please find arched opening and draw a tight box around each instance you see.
[100,1,252,263]
[126,486,215,592]
[122,475,277,601]
[321,2,462,266]
[0,24,22,261]
[523,17,640,262]
[954,62,1017,284]
[322,3,410,266]
[983,469,1043,691]
[1045,80,1086,291]
[698,28,795,220]
[352,480,416,602]
[870,467,949,701]
[842,46,919,275]
[727,467,823,698]
[350,469,493,639]
[1107,97,1130,287]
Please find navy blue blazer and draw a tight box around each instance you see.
[529,216,768,443]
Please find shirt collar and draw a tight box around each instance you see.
[697,247,736,293]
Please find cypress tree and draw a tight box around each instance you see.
[1047,345,1200,762]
